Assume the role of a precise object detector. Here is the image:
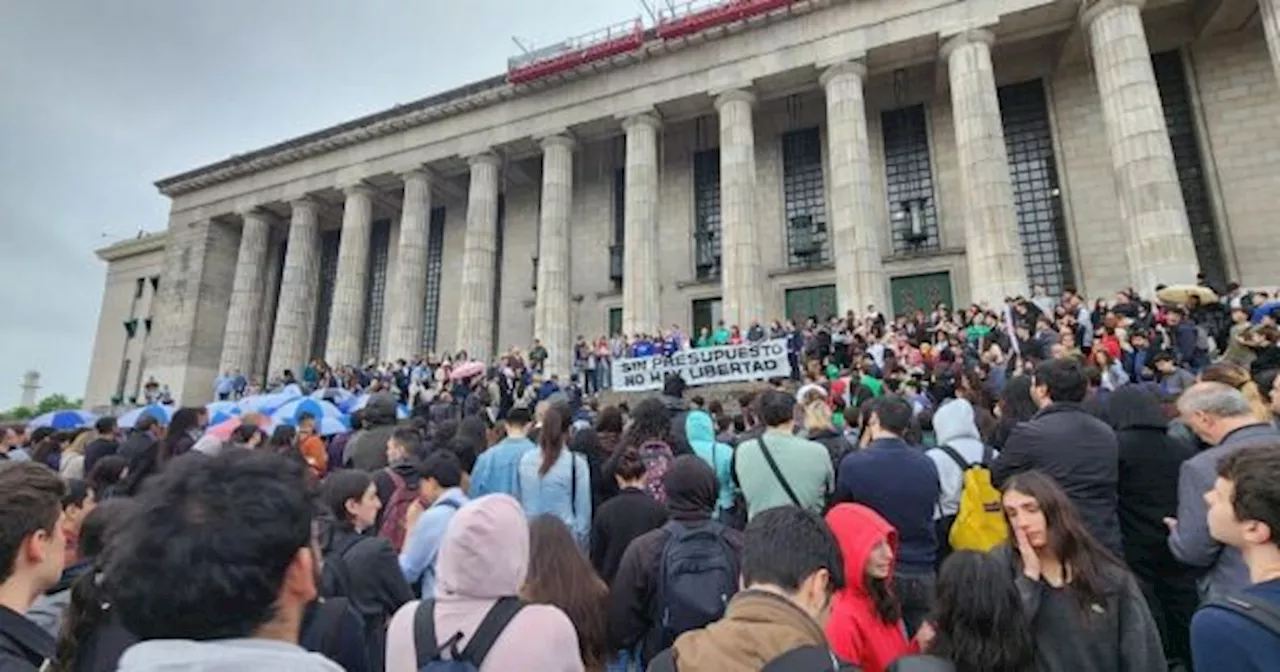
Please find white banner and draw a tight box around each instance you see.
[610,338,791,392]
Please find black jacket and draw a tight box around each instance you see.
[372,460,422,534]
[115,430,154,464]
[82,438,119,474]
[589,487,669,585]
[660,395,694,456]
[606,516,744,664]
[1116,424,1196,571]
[992,403,1123,555]
[0,606,54,672]
[805,428,852,471]
[65,610,136,672]
[322,528,413,671]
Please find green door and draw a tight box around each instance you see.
[785,285,838,324]
[890,272,953,317]
[608,307,623,337]
[692,298,722,335]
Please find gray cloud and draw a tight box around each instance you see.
[0,0,637,407]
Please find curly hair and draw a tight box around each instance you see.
[929,551,1036,672]
[103,451,312,640]
[621,397,672,448]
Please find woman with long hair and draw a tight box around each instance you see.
[87,456,127,501]
[50,499,138,672]
[825,503,918,672]
[893,551,1035,672]
[60,428,94,480]
[991,375,1038,451]
[159,407,202,462]
[1200,362,1273,423]
[1091,349,1130,392]
[319,470,414,671]
[523,515,610,672]
[1001,471,1165,671]
[518,406,591,544]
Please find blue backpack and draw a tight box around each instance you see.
[655,521,738,650]
[413,596,524,671]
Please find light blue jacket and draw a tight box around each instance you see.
[469,435,537,498]
[685,410,736,517]
[398,487,468,597]
[517,447,591,544]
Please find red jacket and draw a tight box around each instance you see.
[824,504,917,672]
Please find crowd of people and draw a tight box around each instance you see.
[3,280,1280,672]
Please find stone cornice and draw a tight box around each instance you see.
[96,231,168,262]
[1080,0,1146,29]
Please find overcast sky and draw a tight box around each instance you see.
[0,0,644,409]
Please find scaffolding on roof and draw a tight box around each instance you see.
[507,18,645,84]
[657,0,801,40]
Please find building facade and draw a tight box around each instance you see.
[85,0,1280,406]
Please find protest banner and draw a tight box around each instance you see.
[610,339,790,392]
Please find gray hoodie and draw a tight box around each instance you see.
[117,638,343,672]
[926,399,998,518]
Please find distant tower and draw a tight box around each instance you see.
[19,371,39,409]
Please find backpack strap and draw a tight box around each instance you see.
[757,435,802,508]
[1206,593,1280,637]
[571,451,578,518]
[413,599,444,665]
[980,443,994,467]
[387,467,406,492]
[936,445,969,472]
[458,596,525,665]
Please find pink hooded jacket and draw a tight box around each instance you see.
[385,494,584,672]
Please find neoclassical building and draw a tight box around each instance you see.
[84,0,1280,406]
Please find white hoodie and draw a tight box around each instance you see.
[926,399,998,518]
[117,638,343,672]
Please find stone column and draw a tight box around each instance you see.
[384,169,433,362]
[253,233,284,383]
[454,153,501,360]
[941,30,1029,306]
[1262,0,1280,85]
[714,89,766,328]
[621,114,662,336]
[218,210,271,377]
[534,134,576,378]
[821,62,887,315]
[1082,0,1199,291]
[268,198,321,378]
[325,184,375,366]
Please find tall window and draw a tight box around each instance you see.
[999,80,1074,296]
[611,168,625,287]
[420,207,447,353]
[311,230,341,360]
[1152,51,1226,289]
[782,128,829,268]
[882,105,940,253]
[116,359,131,402]
[693,148,722,280]
[692,298,722,337]
[361,220,392,362]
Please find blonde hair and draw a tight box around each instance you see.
[1200,363,1273,423]
[803,399,834,432]
[67,429,94,456]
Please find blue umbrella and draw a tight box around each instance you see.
[312,387,357,409]
[308,416,351,437]
[118,404,174,429]
[27,409,97,431]
[238,392,292,415]
[270,398,345,427]
[205,400,241,426]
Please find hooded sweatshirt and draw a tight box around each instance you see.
[925,399,998,518]
[684,410,736,517]
[385,494,583,672]
[825,504,916,672]
[116,638,342,672]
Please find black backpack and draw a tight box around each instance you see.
[320,534,364,599]
[414,596,524,671]
[655,521,738,650]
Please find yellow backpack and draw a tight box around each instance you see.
[939,445,1008,552]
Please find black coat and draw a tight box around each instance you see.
[1116,425,1196,571]
[589,487,669,585]
[992,403,1123,555]
[0,606,53,672]
[322,528,413,670]
[82,438,119,474]
[606,516,744,664]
